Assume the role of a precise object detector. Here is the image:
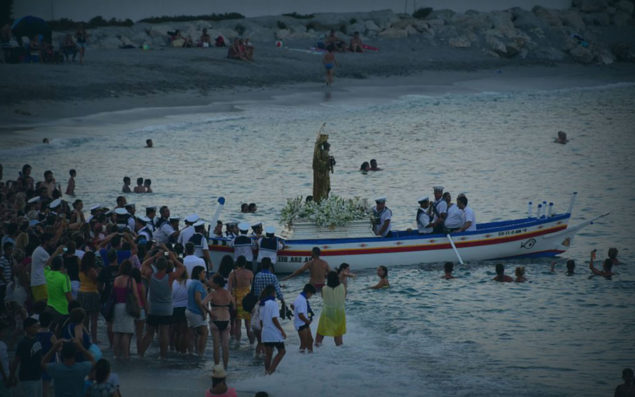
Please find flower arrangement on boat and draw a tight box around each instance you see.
[279,195,371,227]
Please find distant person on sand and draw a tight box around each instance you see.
[369,159,382,171]
[122,177,131,193]
[143,179,152,193]
[493,263,513,282]
[614,368,635,397]
[554,131,568,144]
[514,266,527,282]
[66,169,76,196]
[442,262,454,279]
[369,266,389,289]
[325,29,345,52]
[323,45,338,86]
[349,31,364,53]
[133,178,144,193]
[360,162,370,173]
[282,247,330,291]
[199,28,212,48]
[145,139,153,148]
[228,39,248,61]
[589,249,614,279]
[75,24,87,64]
[61,34,78,62]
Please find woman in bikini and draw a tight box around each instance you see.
[322,45,338,86]
[205,274,235,369]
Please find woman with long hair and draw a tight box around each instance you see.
[315,271,346,346]
[205,274,234,369]
[111,259,140,359]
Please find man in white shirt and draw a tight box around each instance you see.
[31,233,64,303]
[372,197,392,237]
[292,284,316,353]
[231,222,255,263]
[177,214,199,247]
[256,227,285,265]
[189,221,211,268]
[444,192,465,233]
[259,285,286,375]
[416,196,433,234]
[154,206,178,244]
[431,186,447,234]
[183,242,206,276]
[457,195,477,232]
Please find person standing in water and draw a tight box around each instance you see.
[322,45,338,86]
[369,266,389,289]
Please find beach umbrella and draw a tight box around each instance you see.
[11,16,52,42]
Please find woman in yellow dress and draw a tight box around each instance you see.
[315,271,346,346]
[228,256,255,346]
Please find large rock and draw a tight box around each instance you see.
[583,12,611,25]
[364,20,381,32]
[616,0,635,14]
[378,27,408,38]
[367,9,398,29]
[533,6,563,27]
[512,8,549,31]
[391,17,416,30]
[534,46,566,61]
[612,11,632,26]
[573,0,609,13]
[560,10,586,30]
[569,45,595,63]
[449,36,472,47]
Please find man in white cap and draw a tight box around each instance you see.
[257,226,285,265]
[224,221,238,240]
[145,206,157,228]
[431,186,447,234]
[372,197,392,237]
[154,206,177,244]
[136,216,154,242]
[177,214,199,247]
[189,220,211,270]
[114,207,133,232]
[26,196,41,220]
[416,196,433,234]
[232,222,255,265]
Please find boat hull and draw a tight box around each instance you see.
[208,214,577,273]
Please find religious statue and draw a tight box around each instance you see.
[312,125,335,203]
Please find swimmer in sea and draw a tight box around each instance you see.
[514,266,527,282]
[493,263,513,282]
[322,45,338,86]
[589,249,614,279]
[608,247,620,266]
[360,161,370,173]
[441,262,454,280]
[337,263,356,288]
[282,247,330,292]
[369,266,389,289]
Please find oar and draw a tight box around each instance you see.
[209,196,225,226]
[446,234,464,265]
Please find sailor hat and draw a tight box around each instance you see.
[251,222,262,228]
[125,203,135,209]
[114,208,129,216]
[89,204,102,212]
[49,198,62,209]
[433,186,444,192]
[238,222,250,231]
[146,206,157,211]
[169,217,180,222]
[193,220,205,228]
[27,196,41,204]
[265,226,275,234]
[185,214,200,223]
[418,196,429,203]
[226,221,238,226]
[374,196,387,203]
[137,215,151,223]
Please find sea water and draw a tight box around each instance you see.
[1,76,634,396]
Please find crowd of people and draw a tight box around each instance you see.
[1,24,87,65]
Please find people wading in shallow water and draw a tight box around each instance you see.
[315,271,346,347]
[493,263,513,282]
[589,249,614,279]
[442,262,454,280]
[369,266,389,289]
[514,266,527,282]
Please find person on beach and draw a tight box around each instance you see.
[315,271,346,347]
[614,368,635,397]
[205,274,234,369]
[41,340,94,397]
[66,169,76,196]
[293,284,316,353]
[9,318,43,396]
[325,29,345,51]
[349,31,364,52]
[282,247,330,291]
[111,260,140,359]
[171,264,190,354]
[186,266,210,356]
[131,268,147,356]
[133,178,145,193]
[199,28,212,47]
[37,311,56,397]
[256,227,284,265]
[259,285,286,374]
[227,39,248,61]
[86,359,120,397]
[323,45,338,86]
[207,364,237,397]
[589,249,614,279]
[442,262,455,279]
[121,177,131,193]
[75,24,87,64]
[337,263,355,289]
[145,139,153,148]
[514,266,527,282]
[229,256,255,346]
[370,266,390,289]
[493,263,513,282]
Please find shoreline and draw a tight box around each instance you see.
[1,61,635,150]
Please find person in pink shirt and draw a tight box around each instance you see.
[205,364,237,397]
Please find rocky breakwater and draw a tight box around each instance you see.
[52,1,635,65]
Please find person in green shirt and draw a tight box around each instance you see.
[45,256,73,320]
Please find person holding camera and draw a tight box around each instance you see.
[139,246,184,359]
